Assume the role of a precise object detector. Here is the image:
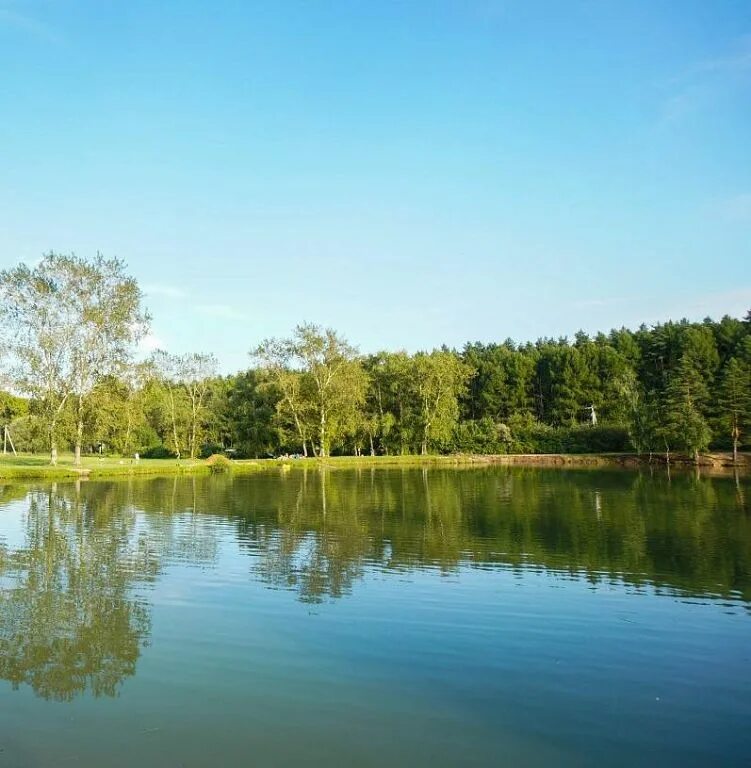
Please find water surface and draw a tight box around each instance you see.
[1,467,749,766]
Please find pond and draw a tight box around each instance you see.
[0,467,749,767]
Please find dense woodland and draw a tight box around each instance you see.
[1,253,750,463]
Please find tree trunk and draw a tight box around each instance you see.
[291,408,306,457]
[319,410,326,458]
[733,437,738,465]
[190,412,198,460]
[421,421,430,455]
[168,388,181,460]
[74,417,84,467]
[369,432,375,457]
[124,410,132,456]
[50,440,58,466]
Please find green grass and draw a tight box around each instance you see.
[0,450,746,481]
[0,451,560,480]
[235,453,632,471]
[0,453,215,480]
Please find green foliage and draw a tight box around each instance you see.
[453,418,510,454]
[255,323,366,457]
[0,251,749,460]
[141,444,175,459]
[505,418,630,454]
[6,414,46,453]
[0,253,148,465]
[660,356,712,461]
[0,391,28,422]
[717,357,751,459]
[205,453,233,473]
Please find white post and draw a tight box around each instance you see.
[5,426,17,456]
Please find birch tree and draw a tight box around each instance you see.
[254,324,364,457]
[411,351,472,455]
[151,351,218,459]
[253,337,314,456]
[291,323,362,457]
[0,253,147,465]
[68,255,148,465]
[181,353,218,459]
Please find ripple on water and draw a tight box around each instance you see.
[0,469,749,767]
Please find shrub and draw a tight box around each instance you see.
[205,453,233,473]
[141,445,175,459]
[453,418,510,454]
[506,417,630,454]
[200,442,225,459]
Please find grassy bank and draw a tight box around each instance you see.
[0,453,495,480]
[253,452,750,472]
[0,450,747,481]
[0,454,222,480]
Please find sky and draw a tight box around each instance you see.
[1,1,750,372]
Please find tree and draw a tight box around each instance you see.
[253,337,314,456]
[374,350,415,455]
[411,351,473,455]
[87,364,153,455]
[662,356,712,463]
[151,351,218,459]
[718,357,750,464]
[222,370,279,457]
[0,253,148,465]
[291,323,363,457]
[613,369,657,457]
[181,354,218,459]
[0,391,28,424]
[255,324,364,457]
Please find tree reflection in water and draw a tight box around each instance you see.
[229,466,751,607]
[0,467,749,700]
[0,484,157,700]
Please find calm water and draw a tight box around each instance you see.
[0,467,750,767]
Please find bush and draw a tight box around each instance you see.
[141,445,175,459]
[200,442,225,459]
[506,416,630,454]
[453,418,510,454]
[205,453,233,473]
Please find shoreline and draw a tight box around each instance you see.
[0,451,748,481]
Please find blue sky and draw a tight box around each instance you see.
[1,1,749,371]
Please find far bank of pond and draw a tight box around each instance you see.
[0,450,748,481]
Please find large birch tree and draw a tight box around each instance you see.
[0,253,148,465]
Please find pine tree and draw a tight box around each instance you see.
[662,356,712,463]
[718,357,751,464]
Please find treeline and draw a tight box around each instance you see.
[1,253,750,463]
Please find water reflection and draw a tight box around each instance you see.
[227,468,751,606]
[0,467,749,700]
[0,485,156,701]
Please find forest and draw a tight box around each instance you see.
[0,253,749,464]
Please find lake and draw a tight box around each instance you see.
[0,467,749,767]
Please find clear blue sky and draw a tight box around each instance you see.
[1,1,749,371]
